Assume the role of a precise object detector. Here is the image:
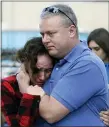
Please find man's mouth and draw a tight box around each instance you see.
[46,46,54,50]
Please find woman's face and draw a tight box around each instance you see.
[88,40,107,62]
[26,54,53,86]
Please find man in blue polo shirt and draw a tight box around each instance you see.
[34,4,108,126]
[17,4,109,126]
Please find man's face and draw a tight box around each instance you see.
[27,54,53,86]
[88,40,107,61]
[39,15,75,58]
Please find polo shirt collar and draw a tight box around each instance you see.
[58,41,88,65]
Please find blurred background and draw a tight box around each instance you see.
[1,1,109,78]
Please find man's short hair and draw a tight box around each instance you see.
[41,4,78,28]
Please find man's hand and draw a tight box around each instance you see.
[26,85,45,97]
[16,64,30,93]
[100,110,109,126]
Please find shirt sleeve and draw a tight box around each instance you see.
[51,61,105,111]
[17,93,40,127]
[1,77,40,127]
[1,78,20,126]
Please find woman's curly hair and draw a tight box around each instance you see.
[16,37,56,73]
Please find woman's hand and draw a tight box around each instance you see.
[26,85,45,98]
[16,64,30,93]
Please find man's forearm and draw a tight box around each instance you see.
[39,95,55,123]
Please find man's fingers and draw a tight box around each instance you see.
[100,110,109,115]
[100,116,109,126]
[100,116,109,122]
[100,110,109,126]
[103,121,109,126]
[100,112,109,119]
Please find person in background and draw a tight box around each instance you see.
[87,28,109,82]
[17,4,109,126]
[87,28,109,126]
[1,37,55,127]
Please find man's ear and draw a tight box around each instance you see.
[69,25,76,38]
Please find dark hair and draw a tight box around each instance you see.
[16,37,56,73]
[87,28,109,58]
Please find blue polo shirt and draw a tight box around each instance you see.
[105,63,109,105]
[105,63,109,83]
[35,41,108,126]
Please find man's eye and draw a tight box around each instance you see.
[49,33,53,37]
[49,32,56,37]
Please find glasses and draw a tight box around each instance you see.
[41,6,76,27]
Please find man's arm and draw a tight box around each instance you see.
[39,94,70,123]
[27,86,109,125]
[26,85,70,124]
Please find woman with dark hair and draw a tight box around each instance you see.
[87,28,109,126]
[1,37,56,127]
[87,28,109,63]
[87,28,109,83]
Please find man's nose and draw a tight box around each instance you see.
[42,34,50,44]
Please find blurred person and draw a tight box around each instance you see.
[17,4,109,126]
[87,28,109,126]
[87,28,109,83]
[1,37,55,127]
[87,28,109,81]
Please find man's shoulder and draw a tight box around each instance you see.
[70,51,106,77]
[78,50,104,67]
